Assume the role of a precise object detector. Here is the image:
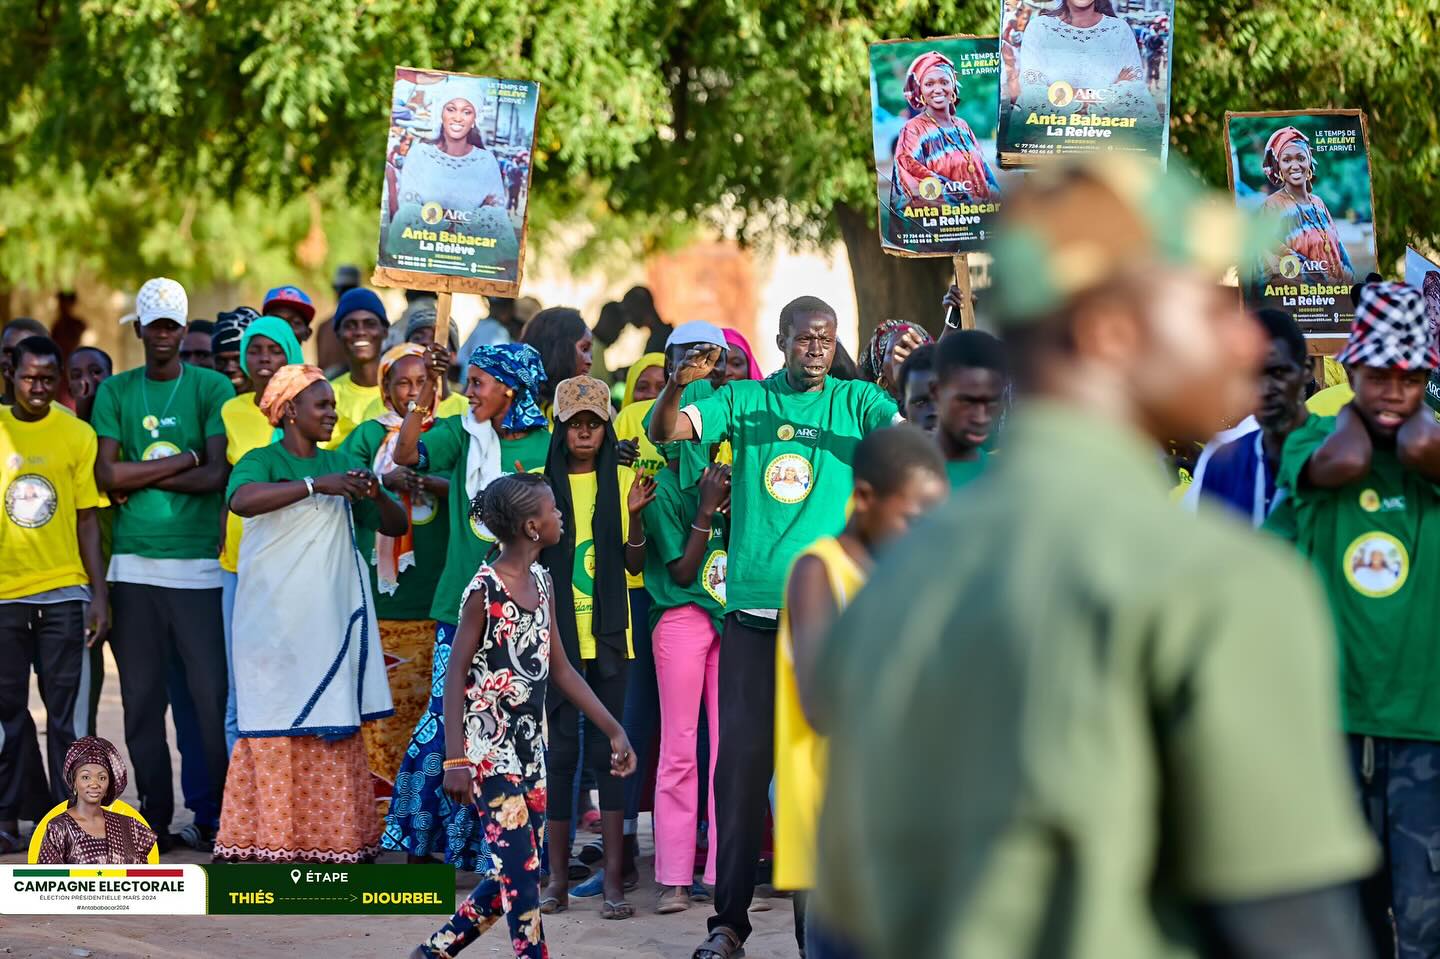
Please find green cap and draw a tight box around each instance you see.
[989,155,1273,326]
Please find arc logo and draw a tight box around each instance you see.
[1279,254,1328,278]
[1047,81,1104,108]
[421,202,472,225]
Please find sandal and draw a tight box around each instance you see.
[539,896,568,915]
[656,887,691,914]
[692,928,745,959]
[601,898,634,920]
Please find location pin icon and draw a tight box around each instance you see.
[290,869,302,884]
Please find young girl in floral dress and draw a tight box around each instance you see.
[411,473,636,959]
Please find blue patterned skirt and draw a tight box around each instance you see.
[380,622,487,870]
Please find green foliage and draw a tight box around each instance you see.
[0,0,1436,290]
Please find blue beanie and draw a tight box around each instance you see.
[333,287,389,333]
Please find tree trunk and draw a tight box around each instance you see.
[834,202,955,349]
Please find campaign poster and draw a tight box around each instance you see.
[869,36,1004,256]
[1225,110,1377,336]
[376,67,539,297]
[1405,247,1440,408]
[996,0,1174,168]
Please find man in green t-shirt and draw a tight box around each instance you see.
[91,277,233,850]
[932,330,1008,490]
[814,160,1376,959]
[1269,281,1440,958]
[649,295,898,959]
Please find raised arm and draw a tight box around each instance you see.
[94,436,196,493]
[647,346,721,445]
[1303,405,1373,489]
[394,344,448,467]
[152,435,230,493]
[665,465,730,587]
[625,473,656,576]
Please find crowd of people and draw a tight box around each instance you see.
[1,155,1437,959]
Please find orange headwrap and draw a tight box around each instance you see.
[378,343,427,413]
[1262,126,1310,183]
[259,364,327,427]
[904,51,957,113]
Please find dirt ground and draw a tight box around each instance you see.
[1,648,797,958]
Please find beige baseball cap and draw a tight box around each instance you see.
[553,375,613,423]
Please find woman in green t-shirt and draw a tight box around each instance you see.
[340,344,453,832]
[213,365,406,864]
[381,342,551,867]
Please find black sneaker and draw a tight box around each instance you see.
[156,832,181,854]
[177,822,217,852]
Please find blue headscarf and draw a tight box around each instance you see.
[468,343,548,433]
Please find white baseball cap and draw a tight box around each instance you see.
[666,320,727,350]
[134,277,189,327]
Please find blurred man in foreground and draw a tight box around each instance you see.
[814,159,1377,958]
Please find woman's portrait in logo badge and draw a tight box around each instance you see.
[5,473,57,529]
[1344,533,1408,599]
[766,454,813,504]
[33,737,160,864]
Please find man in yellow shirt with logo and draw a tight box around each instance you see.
[0,335,109,855]
[328,288,390,446]
[774,425,945,958]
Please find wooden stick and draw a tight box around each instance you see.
[433,291,453,398]
[953,254,976,330]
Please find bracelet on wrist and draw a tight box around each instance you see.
[691,522,711,534]
[626,535,647,548]
[441,757,471,771]
[190,449,201,468]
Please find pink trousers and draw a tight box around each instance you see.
[651,604,721,886]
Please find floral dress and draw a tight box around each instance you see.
[420,563,555,959]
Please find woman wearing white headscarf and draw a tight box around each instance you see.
[395,83,507,215]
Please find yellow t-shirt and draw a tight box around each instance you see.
[328,372,382,447]
[0,406,101,598]
[1307,383,1354,416]
[360,390,469,423]
[220,395,277,573]
[774,536,865,891]
[570,467,635,660]
[612,401,663,589]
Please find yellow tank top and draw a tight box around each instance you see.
[773,536,865,891]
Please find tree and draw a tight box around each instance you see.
[3,1,1438,342]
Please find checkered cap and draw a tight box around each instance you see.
[1335,282,1438,371]
[135,277,189,327]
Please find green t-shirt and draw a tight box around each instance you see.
[90,365,234,559]
[225,443,386,534]
[417,415,551,624]
[642,467,726,634]
[815,403,1375,957]
[1274,414,1440,741]
[946,449,989,490]
[340,420,450,621]
[687,373,897,610]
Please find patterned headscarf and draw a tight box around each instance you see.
[1263,127,1311,185]
[904,51,957,115]
[260,364,328,426]
[467,343,548,432]
[378,343,428,413]
[861,320,934,385]
[63,736,126,806]
[1336,282,1439,371]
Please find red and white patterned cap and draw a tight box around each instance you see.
[1335,282,1438,371]
[134,277,189,327]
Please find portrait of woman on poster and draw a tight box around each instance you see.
[889,51,1000,212]
[1258,126,1355,287]
[1011,0,1159,126]
[391,85,507,221]
[36,737,158,865]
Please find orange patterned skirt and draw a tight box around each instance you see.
[214,734,380,863]
[362,618,436,820]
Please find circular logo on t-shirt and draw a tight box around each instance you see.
[469,512,496,542]
[702,550,727,605]
[141,414,160,433]
[1343,532,1408,599]
[141,441,181,461]
[1359,489,1381,513]
[573,539,596,594]
[776,424,796,441]
[5,474,57,529]
[411,490,437,526]
[764,454,813,504]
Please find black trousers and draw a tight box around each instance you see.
[0,601,87,820]
[547,657,628,822]
[708,614,778,944]
[109,583,228,834]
